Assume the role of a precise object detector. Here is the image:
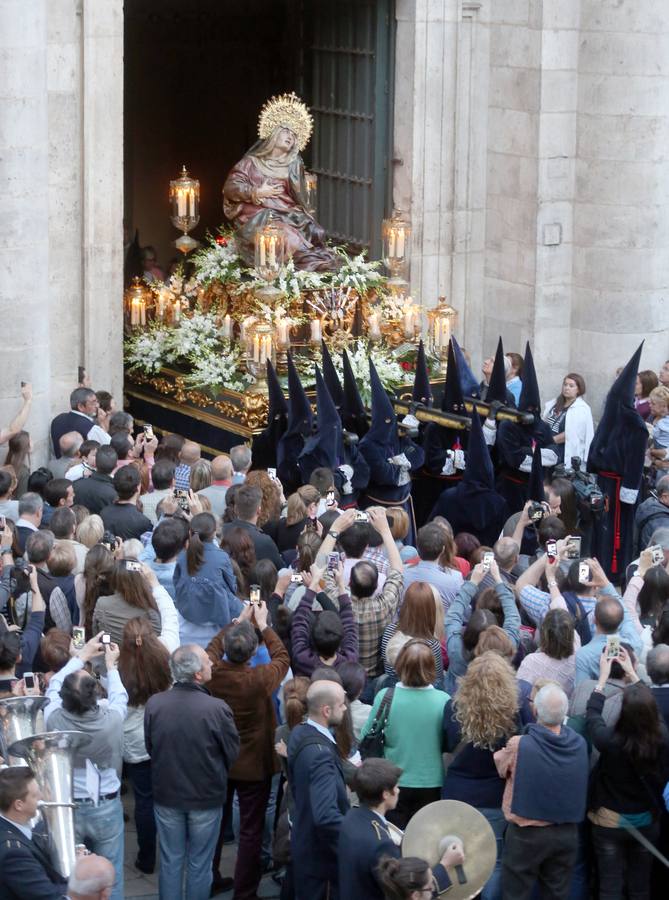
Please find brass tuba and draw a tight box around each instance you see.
[8,731,91,878]
[0,695,48,764]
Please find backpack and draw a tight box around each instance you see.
[561,591,592,646]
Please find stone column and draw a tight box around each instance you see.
[0,0,51,454]
[393,0,489,362]
[572,1,669,400]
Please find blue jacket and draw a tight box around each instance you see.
[287,723,349,885]
[0,818,67,899]
[173,541,242,628]
[338,806,398,900]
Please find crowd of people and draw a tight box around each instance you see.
[0,342,668,900]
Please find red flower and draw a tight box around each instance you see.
[215,236,228,246]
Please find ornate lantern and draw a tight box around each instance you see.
[382,208,411,292]
[124,277,151,329]
[169,166,200,253]
[247,320,275,392]
[253,215,286,302]
[427,297,458,373]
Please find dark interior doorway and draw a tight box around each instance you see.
[124,0,393,273]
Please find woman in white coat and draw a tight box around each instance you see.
[543,373,594,465]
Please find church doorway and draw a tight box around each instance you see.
[123,0,395,273]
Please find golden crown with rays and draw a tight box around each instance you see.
[258,92,314,152]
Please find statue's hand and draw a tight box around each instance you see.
[256,182,284,201]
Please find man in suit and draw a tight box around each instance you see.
[0,765,68,899]
[287,679,350,900]
[72,445,118,515]
[14,492,43,555]
[338,759,461,899]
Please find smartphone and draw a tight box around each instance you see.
[578,561,590,584]
[354,510,369,523]
[267,467,277,481]
[78,366,85,384]
[101,530,116,551]
[326,489,335,508]
[482,551,494,573]
[606,634,621,660]
[173,489,190,512]
[545,540,558,564]
[23,672,35,690]
[649,544,664,566]
[250,584,260,605]
[143,424,154,441]
[101,633,112,646]
[566,536,582,560]
[327,552,340,571]
[72,626,86,651]
[124,560,142,572]
[290,573,303,584]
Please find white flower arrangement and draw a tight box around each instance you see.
[332,250,385,295]
[124,327,178,374]
[329,341,404,405]
[191,231,243,285]
[184,344,253,394]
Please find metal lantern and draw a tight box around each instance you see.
[382,209,411,290]
[427,297,458,372]
[304,171,318,215]
[247,320,275,393]
[254,216,286,278]
[124,276,151,329]
[169,165,200,253]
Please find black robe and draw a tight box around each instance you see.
[495,418,554,514]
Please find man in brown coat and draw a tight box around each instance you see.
[207,599,290,900]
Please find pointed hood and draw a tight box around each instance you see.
[451,335,480,398]
[321,340,344,409]
[365,358,398,446]
[528,442,545,503]
[486,337,508,405]
[266,358,288,418]
[518,343,541,415]
[441,340,466,414]
[412,340,433,406]
[463,411,495,491]
[342,348,368,437]
[284,351,313,438]
[299,365,342,469]
[251,359,287,469]
[609,341,644,406]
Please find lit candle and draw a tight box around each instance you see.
[157,293,166,322]
[259,237,266,268]
[268,236,277,268]
[277,318,288,345]
[433,317,441,348]
[130,297,139,326]
[396,227,405,259]
[139,299,146,326]
[177,189,187,218]
[403,306,413,337]
[173,298,181,323]
[188,188,195,218]
[253,335,260,362]
[310,319,321,343]
[387,227,396,259]
[440,317,450,348]
[368,312,381,339]
[223,314,232,339]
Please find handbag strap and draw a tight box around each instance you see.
[372,687,395,732]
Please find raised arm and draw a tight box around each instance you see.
[0,383,32,444]
[367,507,403,573]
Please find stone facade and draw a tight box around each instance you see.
[396,0,669,408]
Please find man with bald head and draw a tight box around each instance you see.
[197,454,233,518]
[288,680,350,899]
[44,633,128,900]
[575,591,643,684]
[68,854,115,900]
[174,439,202,490]
[49,431,84,479]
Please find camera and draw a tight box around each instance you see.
[101,530,116,551]
[23,672,35,690]
[12,559,32,579]
[552,457,604,518]
[527,501,546,522]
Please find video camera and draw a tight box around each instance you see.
[552,456,604,519]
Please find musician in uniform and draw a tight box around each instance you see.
[0,766,68,899]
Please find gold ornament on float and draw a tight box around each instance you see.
[258,92,314,151]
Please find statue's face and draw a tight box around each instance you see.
[276,127,296,152]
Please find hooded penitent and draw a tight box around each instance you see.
[277,352,314,492]
[429,409,508,545]
[485,337,510,406]
[451,335,480,399]
[250,359,288,469]
[320,339,344,410]
[588,342,648,579]
[341,348,368,438]
[412,340,433,407]
[422,339,469,476]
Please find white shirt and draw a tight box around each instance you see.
[305,717,336,744]
[15,518,38,532]
[71,411,111,446]
[0,813,31,840]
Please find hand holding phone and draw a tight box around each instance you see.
[482,551,494,573]
[606,634,621,660]
[72,626,86,651]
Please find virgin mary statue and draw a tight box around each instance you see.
[223,92,339,272]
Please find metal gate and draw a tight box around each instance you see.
[301,0,395,256]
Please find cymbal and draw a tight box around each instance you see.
[402,800,497,900]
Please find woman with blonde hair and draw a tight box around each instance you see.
[189,458,212,494]
[245,469,283,527]
[264,484,320,553]
[442,651,520,900]
[75,514,104,549]
[387,506,417,563]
